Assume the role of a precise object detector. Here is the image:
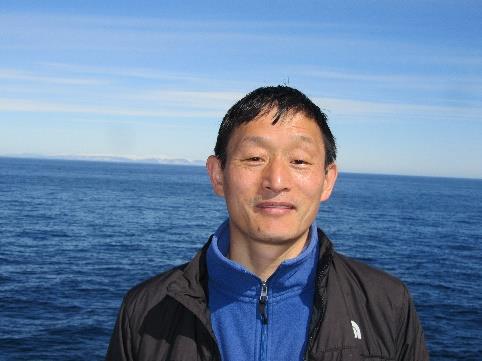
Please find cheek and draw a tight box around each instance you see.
[224,172,257,204]
[226,167,260,190]
[293,172,325,197]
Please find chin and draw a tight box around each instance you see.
[252,228,304,246]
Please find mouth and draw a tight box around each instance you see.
[255,202,295,215]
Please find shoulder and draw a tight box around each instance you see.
[331,251,412,328]
[118,242,210,326]
[318,229,407,300]
[333,252,407,295]
[329,252,429,359]
[333,252,405,291]
[126,264,186,301]
[120,264,187,322]
[314,234,429,358]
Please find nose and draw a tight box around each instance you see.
[261,157,291,194]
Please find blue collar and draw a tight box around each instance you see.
[206,219,319,301]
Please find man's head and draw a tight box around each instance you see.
[207,85,338,255]
[214,85,337,170]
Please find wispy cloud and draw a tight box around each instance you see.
[299,68,482,94]
[0,69,106,85]
[0,98,221,118]
[41,62,210,83]
[0,12,356,37]
[315,96,482,122]
[2,93,481,123]
[128,90,245,110]
[0,12,419,54]
[302,69,472,85]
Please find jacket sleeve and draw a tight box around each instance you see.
[395,286,430,361]
[106,298,135,361]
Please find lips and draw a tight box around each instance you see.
[255,202,295,214]
[256,202,295,209]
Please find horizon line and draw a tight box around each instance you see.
[1,154,480,181]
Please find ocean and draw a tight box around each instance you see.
[0,157,481,360]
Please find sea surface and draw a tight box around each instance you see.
[0,157,481,361]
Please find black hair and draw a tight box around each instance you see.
[214,85,337,168]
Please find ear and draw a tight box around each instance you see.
[320,162,338,202]
[206,155,225,197]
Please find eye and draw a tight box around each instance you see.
[291,158,314,168]
[292,159,310,165]
[244,156,263,162]
[239,151,266,165]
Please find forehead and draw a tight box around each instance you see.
[227,110,324,151]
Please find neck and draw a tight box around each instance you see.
[228,231,310,281]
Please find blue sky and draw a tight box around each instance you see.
[1,1,481,178]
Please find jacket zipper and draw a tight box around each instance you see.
[259,281,269,361]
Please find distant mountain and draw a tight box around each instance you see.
[1,154,205,166]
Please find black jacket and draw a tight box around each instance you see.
[106,230,429,361]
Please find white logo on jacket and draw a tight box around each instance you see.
[351,320,362,340]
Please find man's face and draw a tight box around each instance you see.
[207,109,337,249]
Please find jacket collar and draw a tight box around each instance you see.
[167,229,338,355]
[206,220,320,300]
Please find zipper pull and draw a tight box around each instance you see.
[259,281,268,324]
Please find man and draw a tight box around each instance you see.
[106,86,429,360]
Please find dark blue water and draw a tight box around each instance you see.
[0,157,481,360]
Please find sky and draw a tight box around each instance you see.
[1,1,481,178]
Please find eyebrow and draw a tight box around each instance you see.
[239,134,317,147]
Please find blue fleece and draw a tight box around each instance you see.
[207,220,319,361]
